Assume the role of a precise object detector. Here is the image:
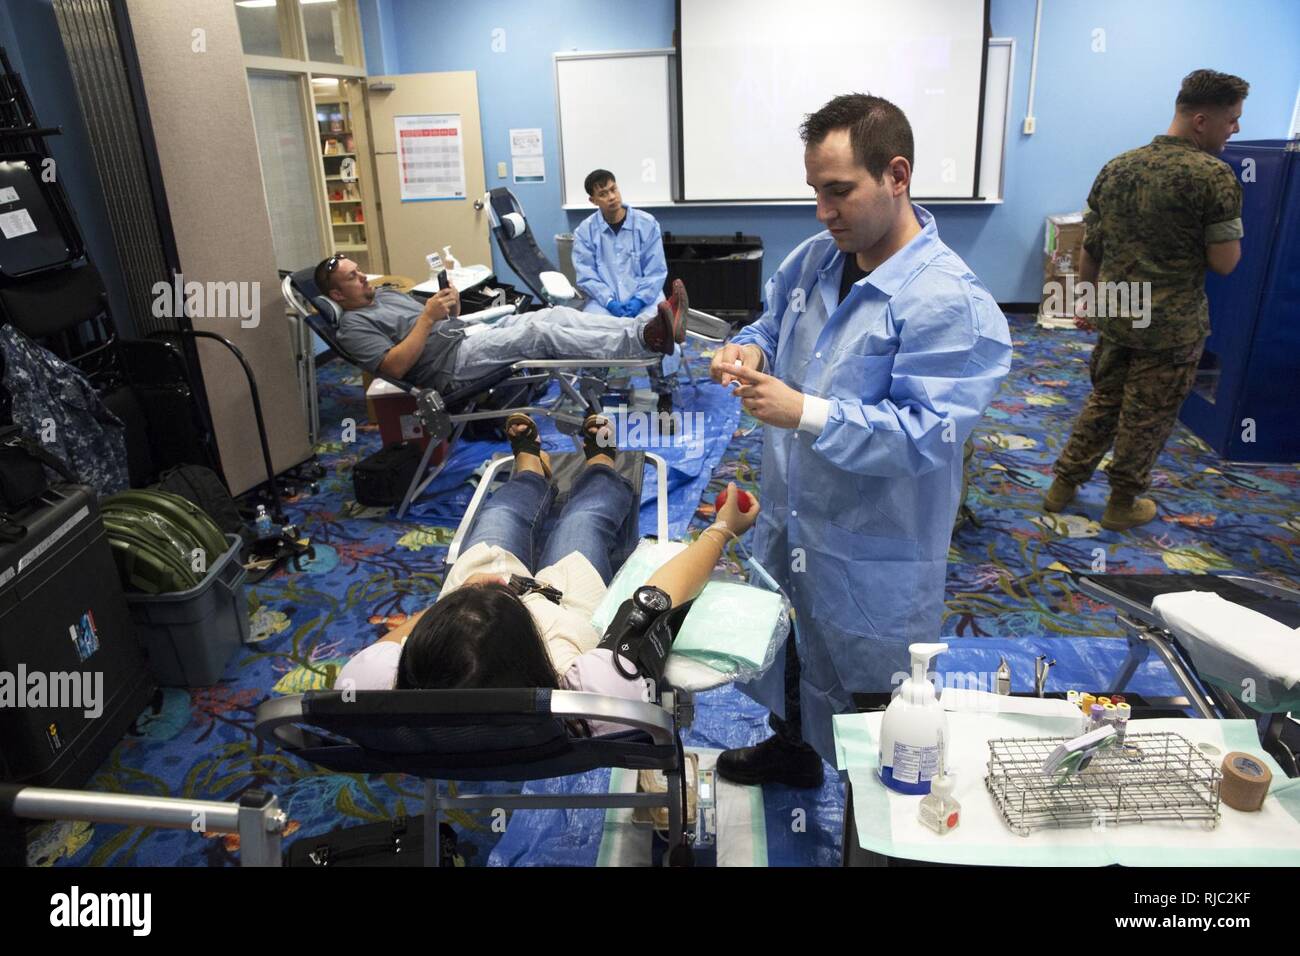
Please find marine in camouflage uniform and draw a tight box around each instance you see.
[1050,134,1243,515]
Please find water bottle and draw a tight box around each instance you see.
[255,504,273,538]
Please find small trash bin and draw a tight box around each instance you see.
[124,534,248,686]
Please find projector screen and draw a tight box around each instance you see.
[679,0,989,201]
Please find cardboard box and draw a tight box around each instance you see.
[1044,212,1085,278]
[1039,212,1086,325]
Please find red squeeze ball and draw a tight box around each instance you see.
[714,488,754,513]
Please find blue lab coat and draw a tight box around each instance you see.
[573,206,668,318]
[730,205,1012,762]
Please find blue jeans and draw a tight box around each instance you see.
[449,305,655,387]
[461,464,635,584]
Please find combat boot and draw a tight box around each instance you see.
[1101,494,1157,531]
[1042,478,1077,513]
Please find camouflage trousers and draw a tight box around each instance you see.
[1053,336,1203,497]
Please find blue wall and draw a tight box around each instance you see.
[366,0,1300,305]
[0,0,132,331]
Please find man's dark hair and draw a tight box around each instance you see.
[1176,70,1249,112]
[584,168,616,196]
[800,93,914,182]
[314,256,338,296]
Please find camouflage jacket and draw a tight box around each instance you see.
[1082,134,1243,349]
[0,325,128,497]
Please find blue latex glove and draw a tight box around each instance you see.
[623,296,646,317]
[606,299,624,316]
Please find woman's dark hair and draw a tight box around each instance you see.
[396,583,557,691]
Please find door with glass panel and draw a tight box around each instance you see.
[365,71,492,282]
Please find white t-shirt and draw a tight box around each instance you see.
[336,541,652,734]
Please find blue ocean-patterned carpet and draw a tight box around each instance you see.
[34,317,1299,866]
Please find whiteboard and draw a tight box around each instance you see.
[556,40,1012,206]
[555,50,675,206]
[979,38,1015,202]
[679,0,986,200]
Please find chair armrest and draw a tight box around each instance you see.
[685,307,731,342]
[447,454,514,564]
[253,695,313,752]
[549,690,676,744]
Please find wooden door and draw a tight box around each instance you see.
[365,71,491,280]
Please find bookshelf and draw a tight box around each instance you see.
[315,87,371,270]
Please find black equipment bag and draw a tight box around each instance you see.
[286,816,466,867]
[0,486,155,787]
[0,423,77,537]
[153,464,247,541]
[353,441,423,507]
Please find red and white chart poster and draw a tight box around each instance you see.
[395,113,467,201]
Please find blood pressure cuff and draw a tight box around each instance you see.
[597,597,694,684]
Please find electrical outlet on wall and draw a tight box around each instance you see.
[497,161,507,178]
[1022,116,1036,135]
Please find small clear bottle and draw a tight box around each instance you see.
[918,773,961,835]
[918,729,960,835]
[255,504,273,538]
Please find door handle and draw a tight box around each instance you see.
[473,199,485,211]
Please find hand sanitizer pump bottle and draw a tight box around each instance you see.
[878,642,948,795]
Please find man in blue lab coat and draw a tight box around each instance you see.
[711,95,1012,785]
[572,169,668,319]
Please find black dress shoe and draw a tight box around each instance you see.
[716,735,825,788]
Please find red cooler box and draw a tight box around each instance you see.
[365,377,448,465]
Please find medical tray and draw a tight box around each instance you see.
[985,731,1222,837]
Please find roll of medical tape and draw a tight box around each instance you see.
[1219,752,1272,811]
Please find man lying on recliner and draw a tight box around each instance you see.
[317,256,687,392]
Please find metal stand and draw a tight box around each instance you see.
[2,784,286,866]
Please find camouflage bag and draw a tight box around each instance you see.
[0,324,128,497]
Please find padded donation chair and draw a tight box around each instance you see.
[254,455,795,865]
[486,186,583,306]
[284,269,665,518]
[1077,572,1300,777]
[256,454,699,865]
[255,686,694,866]
[486,187,732,403]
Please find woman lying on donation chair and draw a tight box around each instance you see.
[338,413,760,733]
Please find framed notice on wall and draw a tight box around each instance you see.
[395,113,467,201]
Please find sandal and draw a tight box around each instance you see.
[505,413,551,479]
[582,414,616,462]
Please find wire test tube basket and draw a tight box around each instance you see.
[985,731,1222,837]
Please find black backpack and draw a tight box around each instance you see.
[353,441,423,507]
[153,464,248,541]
